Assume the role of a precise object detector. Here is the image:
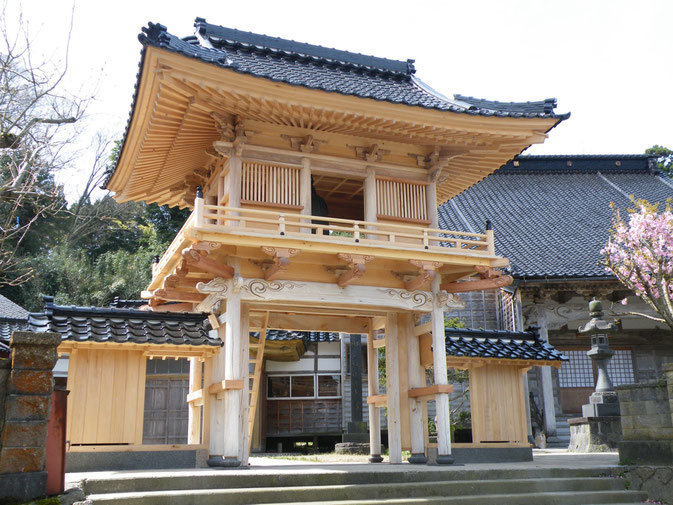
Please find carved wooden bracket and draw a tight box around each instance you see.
[349,143,391,162]
[182,247,234,279]
[281,134,326,153]
[406,260,443,292]
[441,265,513,293]
[191,241,221,252]
[335,253,373,288]
[261,247,300,281]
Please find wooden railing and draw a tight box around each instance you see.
[191,199,494,255]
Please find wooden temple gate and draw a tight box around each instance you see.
[101,19,567,466]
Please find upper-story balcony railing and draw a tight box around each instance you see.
[151,196,496,284]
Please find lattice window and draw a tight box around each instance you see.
[606,350,635,386]
[558,351,594,388]
[241,161,301,208]
[376,176,428,223]
[497,289,521,331]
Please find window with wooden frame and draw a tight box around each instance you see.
[241,161,302,210]
[267,374,341,400]
[375,176,429,225]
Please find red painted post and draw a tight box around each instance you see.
[45,386,68,495]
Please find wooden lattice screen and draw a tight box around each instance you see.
[375,176,429,223]
[241,161,301,208]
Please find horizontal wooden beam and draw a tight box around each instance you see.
[186,389,204,406]
[372,339,386,349]
[208,379,244,395]
[408,384,454,399]
[148,302,195,313]
[249,312,369,333]
[413,321,433,337]
[182,247,234,279]
[153,288,205,303]
[441,275,513,293]
[366,394,387,407]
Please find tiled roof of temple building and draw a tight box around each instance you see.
[27,296,220,347]
[250,330,340,343]
[438,154,673,279]
[0,295,30,355]
[445,327,567,362]
[135,19,567,119]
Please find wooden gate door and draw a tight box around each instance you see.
[143,360,190,445]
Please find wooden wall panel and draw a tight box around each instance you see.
[66,348,146,445]
[469,364,527,444]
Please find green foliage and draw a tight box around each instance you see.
[444,316,466,329]
[646,145,673,177]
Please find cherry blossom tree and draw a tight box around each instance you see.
[602,200,673,330]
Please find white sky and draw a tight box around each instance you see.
[8,0,673,198]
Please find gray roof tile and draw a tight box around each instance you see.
[0,294,28,319]
[439,155,673,279]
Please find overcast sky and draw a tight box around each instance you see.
[8,0,673,197]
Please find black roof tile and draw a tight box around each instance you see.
[438,155,673,279]
[250,329,339,343]
[445,327,567,362]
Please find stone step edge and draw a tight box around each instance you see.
[83,478,631,501]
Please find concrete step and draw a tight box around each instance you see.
[83,476,644,505]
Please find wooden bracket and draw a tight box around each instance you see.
[406,260,442,291]
[182,247,234,279]
[335,253,373,288]
[349,143,390,162]
[282,134,326,153]
[441,265,513,293]
[191,241,221,252]
[152,288,205,303]
[261,247,300,281]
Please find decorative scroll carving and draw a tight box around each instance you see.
[195,277,231,313]
[191,241,221,252]
[378,288,433,309]
[281,134,326,153]
[240,279,306,298]
[436,291,465,310]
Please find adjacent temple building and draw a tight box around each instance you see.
[61,20,571,467]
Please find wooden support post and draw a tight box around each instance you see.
[426,181,439,229]
[397,313,411,451]
[238,303,250,465]
[300,157,311,233]
[431,276,454,464]
[228,154,242,227]
[405,314,427,464]
[194,187,205,227]
[364,166,377,239]
[385,312,402,464]
[187,357,203,444]
[366,321,383,463]
[207,317,226,466]
[221,289,242,466]
[202,356,212,450]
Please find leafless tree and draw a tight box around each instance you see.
[0,4,87,285]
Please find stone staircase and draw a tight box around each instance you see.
[547,414,573,448]
[80,466,646,505]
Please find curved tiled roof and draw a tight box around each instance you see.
[137,19,566,118]
[27,296,220,347]
[445,327,567,362]
[439,155,673,279]
[0,294,28,319]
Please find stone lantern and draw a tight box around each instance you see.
[568,299,624,452]
[578,299,620,417]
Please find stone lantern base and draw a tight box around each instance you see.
[568,416,622,452]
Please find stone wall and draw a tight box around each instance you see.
[610,466,673,505]
[616,363,673,464]
[0,330,61,504]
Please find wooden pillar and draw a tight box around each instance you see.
[364,167,377,239]
[385,312,402,464]
[227,154,242,227]
[366,321,383,462]
[221,290,242,466]
[300,157,311,233]
[207,316,226,466]
[431,276,454,464]
[405,313,427,464]
[187,357,203,444]
[426,180,439,229]
[238,303,250,465]
[536,309,557,437]
[202,355,212,450]
[397,313,411,451]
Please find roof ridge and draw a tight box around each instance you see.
[193,18,415,76]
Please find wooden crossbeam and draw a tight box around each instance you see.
[407,384,454,400]
[261,247,299,281]
[152,289,205,303]
[441,275,513,293]
[406,260,442,291]
[208,379,244,395]
[372,338,386,349]
[148,302,194,313]
[186,389,204,406]
[366,394,387,407]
